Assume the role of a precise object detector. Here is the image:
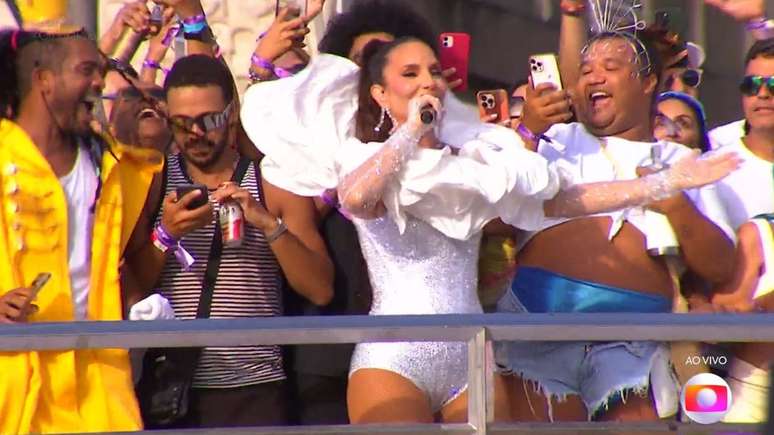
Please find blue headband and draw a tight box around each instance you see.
[657,91,711,152]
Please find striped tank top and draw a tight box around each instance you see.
[155,154,284,388]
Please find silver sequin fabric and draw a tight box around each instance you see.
[349,215,483,411]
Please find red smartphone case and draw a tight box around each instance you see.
[439,32,470,92]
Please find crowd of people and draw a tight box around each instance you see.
[0,0,772,432]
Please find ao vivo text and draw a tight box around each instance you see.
[685,355,728,366]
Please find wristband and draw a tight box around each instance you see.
[517,123,548,144]
[152,224,195,270]
[142,59,170,75]
[182,20,207,35]
[320,192,339,209]
[251,53,275,71]
[746,17,774,40]
[182,13,206,25]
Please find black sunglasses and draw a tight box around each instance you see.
[665,68,702,89]
[169,102,233,135]
[740,75,774,96]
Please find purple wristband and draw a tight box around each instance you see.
[153,224,195,271]
[182,13,206,25]
[143,60,170,75]
[251,53,275,71]
[320,192,339,209]
[517,123,541,143]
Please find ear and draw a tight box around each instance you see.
[35,68,55,95]
[370,83,388,109]
[643,72,658,98]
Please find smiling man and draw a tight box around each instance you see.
[497,32,736,423]
[0,27,163,433]
[714,39,774,230]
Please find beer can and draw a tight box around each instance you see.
[219,200,244,248]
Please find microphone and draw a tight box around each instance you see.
[420,106,436,125]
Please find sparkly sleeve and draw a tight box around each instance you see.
[544,149,741,219]
[337,123,425,218]
[336,123,564,240]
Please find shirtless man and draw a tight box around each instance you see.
[498,32,736,422]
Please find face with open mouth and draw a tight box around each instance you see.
[576,37,656,137]
[109,86,170,151]
[49,38,105,136]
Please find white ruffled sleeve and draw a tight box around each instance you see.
[240,55,360,196]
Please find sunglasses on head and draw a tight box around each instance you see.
[740,75,774,96]
[169,102,233,135]
[665,68,702,89]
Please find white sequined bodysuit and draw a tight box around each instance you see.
[349,214,483,411]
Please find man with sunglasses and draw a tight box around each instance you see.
[708,38,774,424]
[713,39,774,230]
[124,54,333,428]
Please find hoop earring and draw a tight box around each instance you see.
[374,107,387,132]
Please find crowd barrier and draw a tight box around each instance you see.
[1,313,770,434]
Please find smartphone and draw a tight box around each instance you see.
[529,53,563,90]
[176,184,209,210]
[439,32,470,92]
[477,89,510,124]
[149,4,164,36]
[29,272,51,301]
[276,0,306,18]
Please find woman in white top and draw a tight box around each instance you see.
[241,36,738,423]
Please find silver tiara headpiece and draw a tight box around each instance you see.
[581,0,653,76]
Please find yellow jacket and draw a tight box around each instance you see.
[0,119,162,433]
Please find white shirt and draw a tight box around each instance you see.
[709,120,746,150]
[715,138,774,229]
[59,146,98,321]
[519,123,735,248]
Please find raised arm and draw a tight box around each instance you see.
[558,0,588,91]
[338,95,439,218]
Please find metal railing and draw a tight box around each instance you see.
[2,313,771,434]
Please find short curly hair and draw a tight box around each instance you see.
[318,0,437,59]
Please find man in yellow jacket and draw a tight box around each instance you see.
[0,27,161,433]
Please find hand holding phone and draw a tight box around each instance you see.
[439,32,470,92]
[0,273,49,323]
[520,56,573,137]
[176,184,209,210]
[529,54,563,91]
[477,90,510,124]
[276,0,306,19]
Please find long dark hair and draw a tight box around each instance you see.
[355,37,423,143]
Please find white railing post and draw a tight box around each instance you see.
[467,328,487,435]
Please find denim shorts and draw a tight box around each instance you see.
[494,289,680,420]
